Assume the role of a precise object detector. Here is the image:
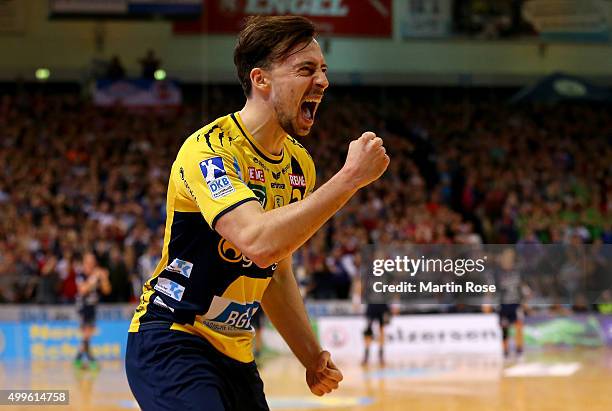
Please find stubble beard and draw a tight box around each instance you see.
[274,99,308,138]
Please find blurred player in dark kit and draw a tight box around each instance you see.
[496,248,527,358]
[362,303,391,366]
[74,252,111,369]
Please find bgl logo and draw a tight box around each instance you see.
[204,297,261,330]
[225,305,259,329]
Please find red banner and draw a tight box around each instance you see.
[174,0,392,37]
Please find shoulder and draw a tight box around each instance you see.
[177,114,242,162]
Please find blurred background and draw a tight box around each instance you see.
[0,1,611,410]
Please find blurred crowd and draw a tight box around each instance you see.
[299,88,611,303]
[0,86,610,305]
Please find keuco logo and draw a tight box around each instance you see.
[218,239,253,267]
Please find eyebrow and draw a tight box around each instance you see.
[294,61,328,70]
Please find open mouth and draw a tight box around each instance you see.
[300,98,320,123]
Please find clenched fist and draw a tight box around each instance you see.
[341,131,390,190]
[306,351,343,396]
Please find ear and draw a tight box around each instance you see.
[250,68,269,94]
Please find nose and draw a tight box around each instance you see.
[315,70,329,91]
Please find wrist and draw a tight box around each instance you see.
[304,349,323,371]
[299,341,323,370]
[335,167,360,192]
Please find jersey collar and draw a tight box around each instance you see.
[231,112,285,164]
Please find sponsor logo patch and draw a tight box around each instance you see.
[252,156,270,172]
[289,173,306,188]
[274,195,284,208]
[248,183,267,208]
[179,167,197,202]
[154,277,185,301]
[199,157,235,199]
[165,258,193,278]
[153,296,175,312]
[203,295,260,330]
[248,167,265,183]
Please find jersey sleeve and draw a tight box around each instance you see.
[175,139,258,229]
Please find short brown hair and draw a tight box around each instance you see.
[234,15,316,97]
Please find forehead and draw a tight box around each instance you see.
[277,40,326,67]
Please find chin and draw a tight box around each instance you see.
[296,121,314,137]
[287,123,310,138]
[295,129,311,137]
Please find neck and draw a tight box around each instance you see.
[238,98,286,155]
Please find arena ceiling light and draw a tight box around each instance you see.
[35,68,50,81]
[154,69,166,81]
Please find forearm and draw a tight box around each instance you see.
[77,284,89,295]
[96,269,112,295]
[243,170,357,266]
[262,264,320,369]
[216,133,389,268]
[78,278,96,295]
[100,280,112,295]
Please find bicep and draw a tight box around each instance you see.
[214,200,265,251]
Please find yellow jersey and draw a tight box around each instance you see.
[129,112,316,363]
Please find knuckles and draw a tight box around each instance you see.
[361,131,376,140]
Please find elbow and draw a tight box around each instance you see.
[248,254,276,269]
[217,210,287,268]
[238,231,287,268]
[244,244,285,269]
